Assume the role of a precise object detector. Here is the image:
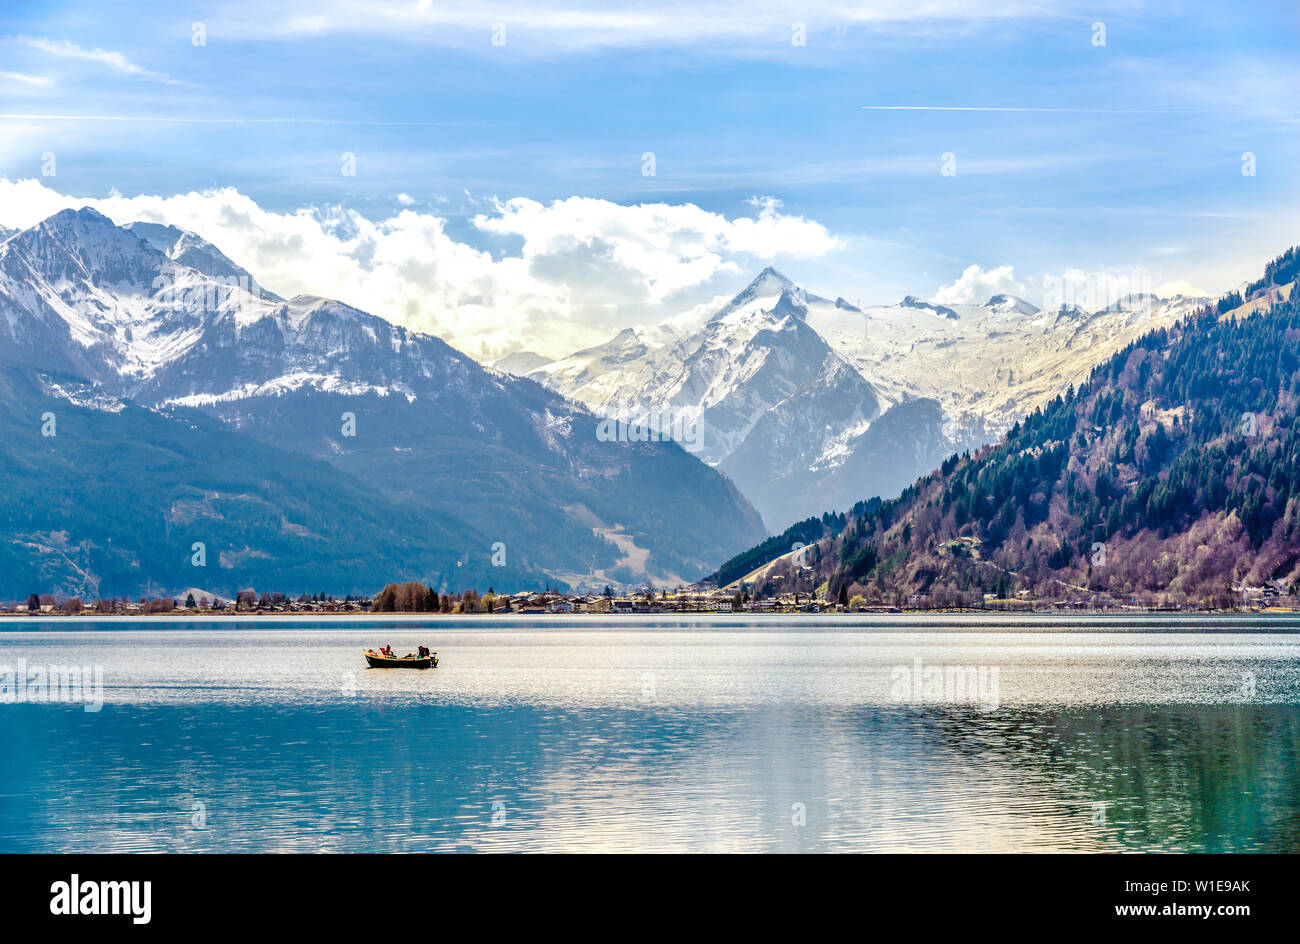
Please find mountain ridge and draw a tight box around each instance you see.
[0,207,766,597]
[519,266,1206,530]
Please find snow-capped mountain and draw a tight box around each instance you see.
[518,268,1210,529]
[523,267,936,529]
[805,287,1208,439]
[0,207,277,386]
[0,208,766,595]
[530,266,873,467]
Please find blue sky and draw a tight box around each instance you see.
[1,1,1298,357]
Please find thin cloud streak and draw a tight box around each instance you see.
[861,105,1206,114]
[13,35,190,86]
[0,71,51,86]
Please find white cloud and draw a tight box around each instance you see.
[474,195,840,305]
[207,0,1079,50]
[931,264,1026,306]
[0,179,842,360]
[1154,279,1209,299]
[14,35,183,85]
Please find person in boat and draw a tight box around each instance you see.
[418,645,429,658]
[381,644,394,657]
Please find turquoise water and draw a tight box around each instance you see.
[2,616,1300,852]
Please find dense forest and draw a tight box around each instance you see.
[721,250,1300,608]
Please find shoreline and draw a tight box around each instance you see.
[1,605,1297,620]
[4,610,1300,631]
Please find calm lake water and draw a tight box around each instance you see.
[3,615,1300,853]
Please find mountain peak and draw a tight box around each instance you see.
[24,205,123,245]
[49,205,112,225]
[711,267,800,323]
[3,205,171,291]
[900,295,961,320]
[984,294,1040,316]
[750,265,794,290]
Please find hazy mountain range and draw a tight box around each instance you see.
[502,267,1209,530]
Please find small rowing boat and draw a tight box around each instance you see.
[362,648,438,669]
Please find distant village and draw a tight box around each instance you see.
[3,585,777,616]
[4,577,1298,616]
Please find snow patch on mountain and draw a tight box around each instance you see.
[37,374,127,413]
[164,372,414,407]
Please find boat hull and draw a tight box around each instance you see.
[363,651,436,669]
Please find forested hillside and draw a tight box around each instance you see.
[707,512,844,587]
[0,364,550,599]
[730,250,1300,608]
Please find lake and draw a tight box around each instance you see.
[3,614,1300,853]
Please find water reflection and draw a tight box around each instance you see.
[2,701,1298,852]
[2,625,1299,852]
